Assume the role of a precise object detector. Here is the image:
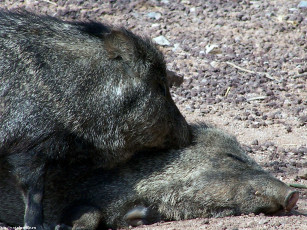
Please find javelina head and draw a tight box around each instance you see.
[66,23,191,165]
[133,126,298,223]
[103,29,191,148]
[192,128,299,217]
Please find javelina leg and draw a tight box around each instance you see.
[23,181,44,228]
[8,153,46,229]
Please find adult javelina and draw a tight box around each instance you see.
[0,11,191,229]
[0,125,299,229]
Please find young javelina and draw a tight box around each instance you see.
[0,11,191,229]
[0,125,299,229]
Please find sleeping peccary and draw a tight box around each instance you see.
[0,11,191,229]
[0,124,299,229]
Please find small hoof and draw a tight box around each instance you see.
[124,206,150,227]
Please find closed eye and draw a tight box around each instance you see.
[226,153,246,163]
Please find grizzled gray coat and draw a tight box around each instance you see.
[0,11,191,229]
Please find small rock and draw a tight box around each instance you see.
[200,109,209,114]
[299,115,307,126]
[248,115,255,121]
[259,219,269,225]
[210,61,220,69]
[289,8,298,12]
[251,122,260,128]
[285,126,292,133]
[153,36,171,46]
[242,116,248,121]
[262,115,268,120]
[298,1,307,8]
[234,115,242,120]
[252,139,259,145]
[151,23,160,28]
[298,168,307,179]
[172,43,181,52]
[147,12,162,20]
[205,44,221,54]
[245,146,253,153]
[297,146,307,154]
[263,141,275,147]
[131,12,140,18]
[185,105,194,112]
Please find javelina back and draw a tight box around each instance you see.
[0,124,299,229]
[0,10,191,229]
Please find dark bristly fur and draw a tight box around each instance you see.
[0,10,191,229]
[0,124,298,229]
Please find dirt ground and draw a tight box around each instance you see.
[1,0,306,229]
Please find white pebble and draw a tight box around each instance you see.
[298,1,307,8]
[153,36,171,46]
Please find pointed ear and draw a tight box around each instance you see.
[103,29,136,62]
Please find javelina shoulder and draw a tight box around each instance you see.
[0,124,298,229]
[0,10,191,229]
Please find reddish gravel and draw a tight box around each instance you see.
[1,0,306,229]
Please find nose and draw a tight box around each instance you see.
[284,191,299,211]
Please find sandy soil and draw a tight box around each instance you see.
[0,0,306,229]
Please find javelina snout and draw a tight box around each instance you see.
[197,171,299,218]
[242,175,299,214]
[141,98,191,150]
[285,191,300,211]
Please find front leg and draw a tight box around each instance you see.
[23,179,44,228]
[8,152,46,230]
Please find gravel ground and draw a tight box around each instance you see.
[1,0,306,229]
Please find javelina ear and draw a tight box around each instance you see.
[103,29,136,62]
